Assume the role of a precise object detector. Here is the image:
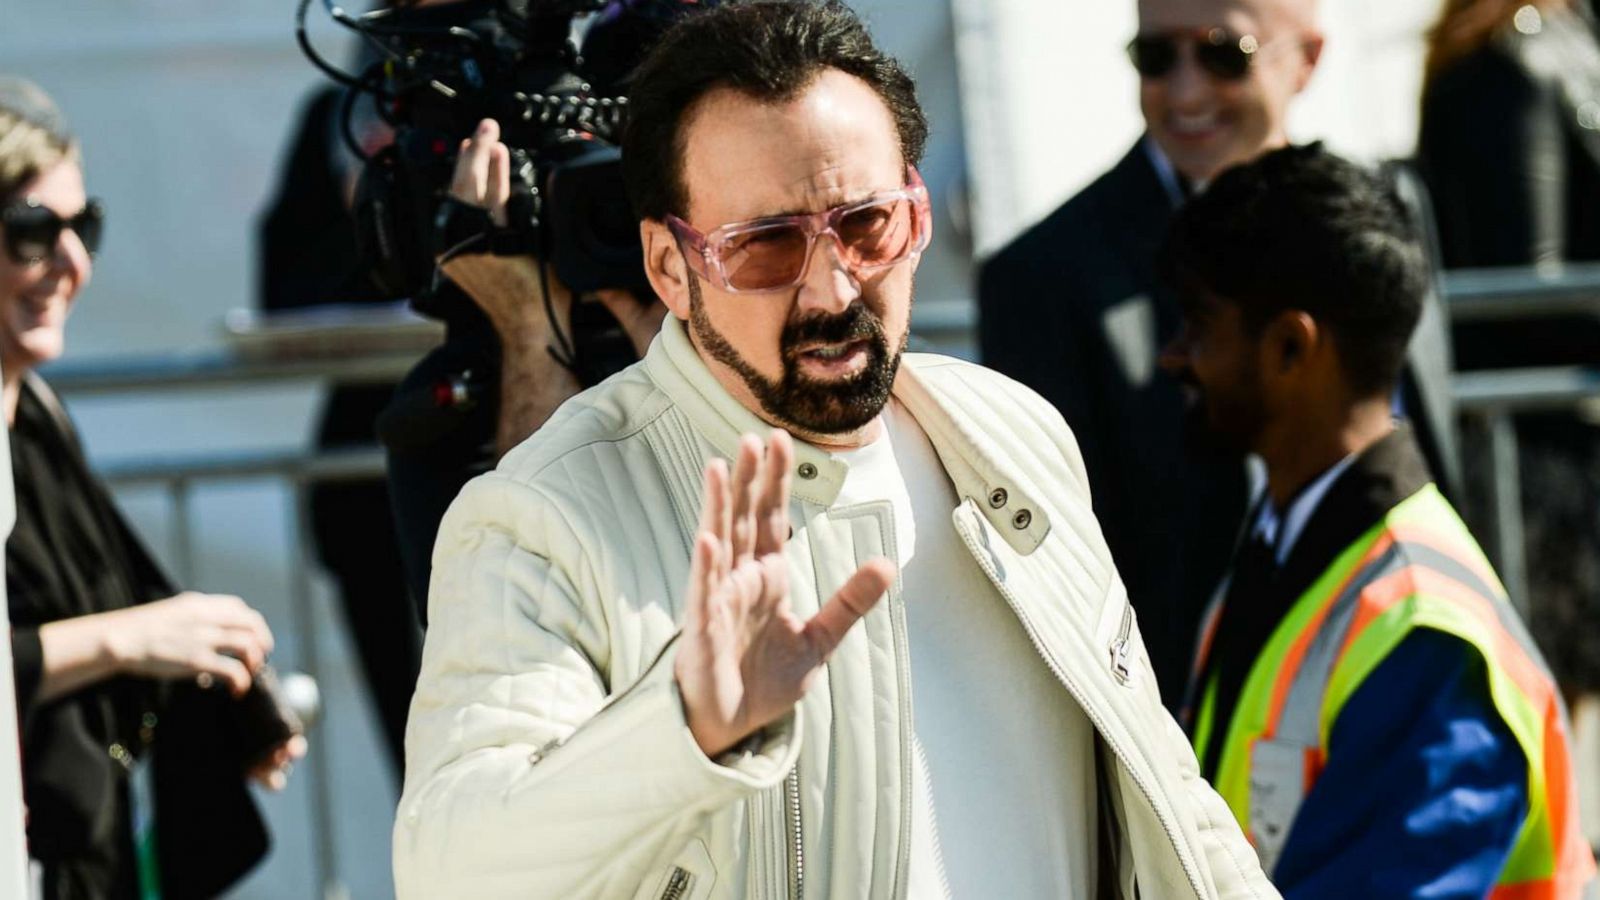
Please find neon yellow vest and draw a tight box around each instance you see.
[1192,485,1594,897]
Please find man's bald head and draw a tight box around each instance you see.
[1134,0,1324,182]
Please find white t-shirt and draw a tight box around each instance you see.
[830,400,1098,899]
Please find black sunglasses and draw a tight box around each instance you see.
[1,197,104,264]
[1127,28,1262,81]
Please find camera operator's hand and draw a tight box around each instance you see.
[442,118,665,455]
[594,288,669,359]
[443,118,570,336]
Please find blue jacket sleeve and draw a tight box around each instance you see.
[1274,628,1528,899]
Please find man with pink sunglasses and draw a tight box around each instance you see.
[396,3,1273,898]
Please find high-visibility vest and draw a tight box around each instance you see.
[1191,484,1596,897]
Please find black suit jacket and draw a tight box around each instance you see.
[8,377,268,899]
[977,140,1459,709]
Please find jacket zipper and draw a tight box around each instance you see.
[889,584,914,900]
[659,866,692,900]
[1110,604,1135,686]
[954,512,1205,897]
[785,768,804,899]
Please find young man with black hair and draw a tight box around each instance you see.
[394,3,1273,898]
[1162,144,1595,897]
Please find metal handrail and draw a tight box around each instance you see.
[96,446,386,487]
[1442,263,1600,323]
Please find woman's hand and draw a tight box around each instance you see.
[103,592,274,695]
[248,734,308,792]
[37,591,275,704]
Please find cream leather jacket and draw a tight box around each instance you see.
[394,319,1276,900]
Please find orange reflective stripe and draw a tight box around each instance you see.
[1538,700,1597,895]
[1259,533,1399,738]
[1344,565,1550,707]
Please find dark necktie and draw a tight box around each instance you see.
[1199,531,1281,777]
[1225,531,1278,611]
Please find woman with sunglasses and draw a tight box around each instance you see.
[0,77,303,899]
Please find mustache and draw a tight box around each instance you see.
[781,303,885,354]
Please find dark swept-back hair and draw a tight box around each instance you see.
[1160,143,1428,399]
[622,0,928,222]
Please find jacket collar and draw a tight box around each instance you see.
[643,318,1047,551]
[645,317,852,506]
[1273,423,1434,603]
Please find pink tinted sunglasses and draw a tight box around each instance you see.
[666,166,932,294]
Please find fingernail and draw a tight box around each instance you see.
[478,120,492,135]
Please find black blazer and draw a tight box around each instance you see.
[977,140,1460,708]
[8,377,267,899]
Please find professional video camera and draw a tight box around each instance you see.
[296,0,680,377]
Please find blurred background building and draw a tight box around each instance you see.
[0,0,1589,897]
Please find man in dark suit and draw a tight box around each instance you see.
[978,0,1333,708]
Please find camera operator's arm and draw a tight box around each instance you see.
[443,120,581,457]
[443,120,664,457]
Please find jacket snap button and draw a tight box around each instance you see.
[1012,509,1032,529]
[988,488,1008,509]
[797,462,819,480]
[1580,101,1600,131]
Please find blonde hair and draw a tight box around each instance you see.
[0,84,78,202]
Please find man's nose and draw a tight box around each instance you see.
[1164,47,1214,110]
[795,232,859,315]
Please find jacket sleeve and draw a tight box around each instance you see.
[1272,630,1527,899]
[1027,380,1276,899]
[9,626,42,725]
[393,473,801,899]
[1156,702,1280,899]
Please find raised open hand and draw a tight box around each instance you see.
[674,429,896,758]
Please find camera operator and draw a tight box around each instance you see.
[441,117,664,457]
[384,119,666,621]
[349,0,699,622]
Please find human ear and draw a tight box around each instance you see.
[642,219,692,321]
[1269,311,1318,374]
[1296,34,1326,90]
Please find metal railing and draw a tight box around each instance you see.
[42,308,438,900]
[1442,264,1600,615]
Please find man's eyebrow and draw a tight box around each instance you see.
[751,190,894,221]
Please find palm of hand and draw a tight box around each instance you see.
[675,430,894,758]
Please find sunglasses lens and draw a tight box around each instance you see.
[3,206,62,262]
[838,197,917,268]
[1196,41,1252,80]
[722,223,810,292]
[2,200,104,262]
[74,203,104,255]
[1128,36,1178,78]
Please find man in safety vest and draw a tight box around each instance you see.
[1159,143,1596,897]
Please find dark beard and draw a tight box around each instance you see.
[688,277,905,435]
